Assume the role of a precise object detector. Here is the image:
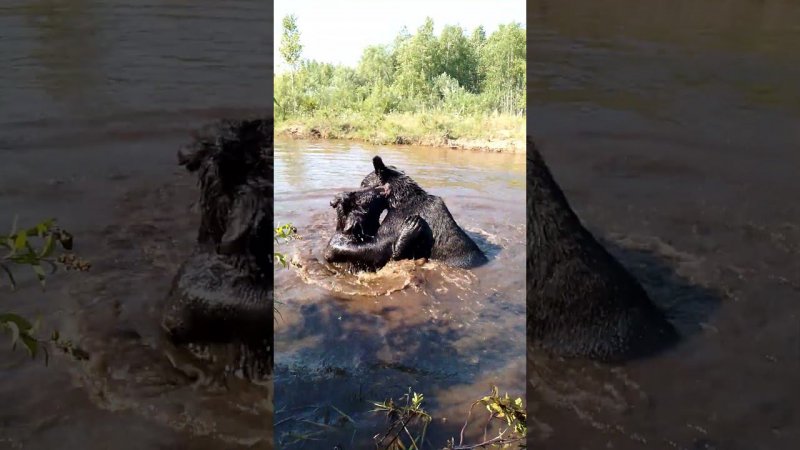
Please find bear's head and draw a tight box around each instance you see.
[360,156,426,208]
[330,185,389,238]
[178,118,273,274]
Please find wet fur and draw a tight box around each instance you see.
[323,186,432,272]
[161,119,273,368]
[341,156,488,269]
[527,138,678,361]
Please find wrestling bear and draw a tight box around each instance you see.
[527,139,679,361]
[324,184,433,272]
[161,119,273,369]
[324,156,487,270]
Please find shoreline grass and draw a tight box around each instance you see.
[275,112,525,153]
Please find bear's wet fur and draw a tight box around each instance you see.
[527,138,679,361]
[323,185,433,272]
[161,118,273,370]
[347,156,488,269]
[330,186,390,238]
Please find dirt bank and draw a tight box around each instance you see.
[277,123,525,153]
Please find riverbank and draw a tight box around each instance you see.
[275,112,525,152]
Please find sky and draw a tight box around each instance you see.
[273,0,526,72]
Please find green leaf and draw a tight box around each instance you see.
[13,232,28,253]
[32,264,47,286]
[39,234,56,258]
[4,320,21,347]
[275,252,287,268]
[19,333,38,358]
[1,263,17,290]
[34,218,56,237]
[0,313,33,330]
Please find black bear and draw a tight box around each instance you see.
[161,119,273,373]
[527,138,678,361]
[323,184,433,272]
[326,156,488,269]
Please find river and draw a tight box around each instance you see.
[273,139,526,448]
[529,1,800,449]
[1,1,271,449]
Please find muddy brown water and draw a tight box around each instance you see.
[273,138,526,448]
[529,1,800,449]
[1,1,270,449]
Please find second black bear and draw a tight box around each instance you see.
[527,139,679,361]
[161,118,273,377]
[324,184,433,271]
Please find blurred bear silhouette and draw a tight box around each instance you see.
[527,137,679,362]
[161,118,273,375]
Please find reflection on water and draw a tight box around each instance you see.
[530,1,800,449]
[0,1,269,448]
[274,139,526,447]
[22,0,104,103]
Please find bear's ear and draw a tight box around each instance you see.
[373,156,388,180]
[178,145,204,172]
[330,192,353,209]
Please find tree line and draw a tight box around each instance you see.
[276,16,526,118]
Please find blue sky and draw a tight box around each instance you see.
[274,0,526,72]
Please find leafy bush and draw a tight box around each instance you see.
[371,386,526,449]
[274,223,297,269]
[1,217,90,362]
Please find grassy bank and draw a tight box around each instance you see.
[275,112,525,152]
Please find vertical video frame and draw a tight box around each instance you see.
[273,0,527,448]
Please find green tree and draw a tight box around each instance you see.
[479,22,526,114]
[357,45,395,86]
[357,45,397,114]
[471,25,487,46]
[392,17,442,110]
[469,26,487,90]
[280,14,303,113]
[438,25,479,93]
[274,18,527,121]
[296,60,334,114]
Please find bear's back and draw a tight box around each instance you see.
[381,194,487,268]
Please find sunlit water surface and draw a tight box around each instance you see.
[274,138,526,448]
